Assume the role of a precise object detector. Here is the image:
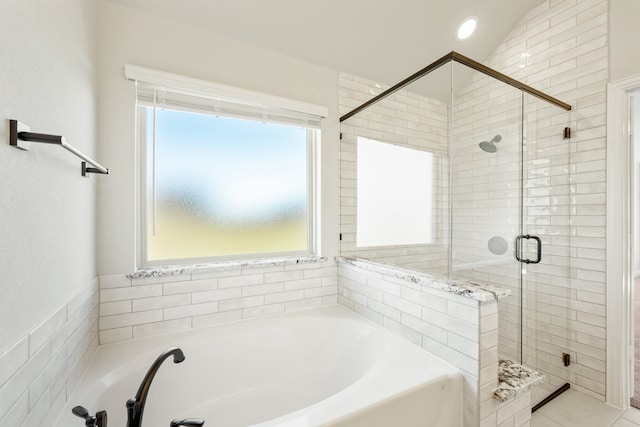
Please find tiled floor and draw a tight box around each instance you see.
[531,390,640,426]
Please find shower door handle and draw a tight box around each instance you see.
[515,234,542,264]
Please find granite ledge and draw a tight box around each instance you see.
[493,359,544,403]
[127,255,328,279]
[336,256,511,302]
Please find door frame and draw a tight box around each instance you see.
[606,74,640,409]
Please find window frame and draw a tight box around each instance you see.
[128,66,325,268]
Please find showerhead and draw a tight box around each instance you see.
[479,141,497,153]
[479,134,502,153]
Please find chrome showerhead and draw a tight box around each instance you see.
[479,135,502,153]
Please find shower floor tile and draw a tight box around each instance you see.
[531,389,640,427]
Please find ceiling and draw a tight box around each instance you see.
[104,0,541,88]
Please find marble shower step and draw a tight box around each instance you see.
[493,359,544,403]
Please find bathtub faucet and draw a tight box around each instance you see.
[126,347,186,427]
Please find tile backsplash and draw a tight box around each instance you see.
[0,279,98,427]
[336,257,503,427]
[98,258,338,344]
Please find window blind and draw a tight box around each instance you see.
[125,65,326,129]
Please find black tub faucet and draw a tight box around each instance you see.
[126,347,185,427]
[72,405,108,427]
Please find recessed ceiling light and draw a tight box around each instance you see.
[456,16,478,40]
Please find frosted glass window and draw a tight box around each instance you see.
[142,107,314,263]
[357,137,433,247]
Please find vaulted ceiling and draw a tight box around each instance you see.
[105,0,540,87]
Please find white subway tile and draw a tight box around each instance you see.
[354,282,382,302]
[401,313,448,344]
[218,295,264,312]
[99,327,132,344]
[423,306,479,342]
[0,337,29,389]
[304,286,337,299]
[303,266,337,279]
[218,273,264,288]
[341,287,367,306]
[448,333,480,359]
[496,392,531,425]
[192,309,242,328]
[100,300,132,317]
[338,296,355,311]
[322,275,338,286]
[132,318,192,339]
[241,282,285,297]
[192,288,241,304]
[353,303,384,325]
[285,278,323,291]
[321,295,337,305]
[0,391,28,427]
[264,270,304,283]
[28,346,65,411]
[0,344,49,421]
[20,386,50,427]
[285,297,323,312]
[383,294,422,318]
[132,294,192,312]
[100,310,163,329]
[365,299,400,322]
[447,300,480,325]
[163,278,217,295]
[242,303,285,319]
[381,317,422,346]
[265,290,304,304]
[100,284,162,303]
[164,302,217,320]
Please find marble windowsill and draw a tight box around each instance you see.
[336,256,511,302]
[493,359,544,403]
[127,255,328,279]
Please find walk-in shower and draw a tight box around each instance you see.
[338,51,573,410]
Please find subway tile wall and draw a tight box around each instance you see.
[98,260,338,344]
[471,0,608,401]
[338,73,451,274]
[0,279,98,427]
[337,259,508,427]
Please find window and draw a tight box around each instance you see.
[356,137,434,247]
[127,66,325,266]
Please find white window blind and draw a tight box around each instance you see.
[125,65,326,128]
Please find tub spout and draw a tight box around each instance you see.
[126,347,185,427]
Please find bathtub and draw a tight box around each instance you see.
[55,306,462,427]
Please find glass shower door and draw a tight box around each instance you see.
[449,63,525,364]
[521,93,572,406]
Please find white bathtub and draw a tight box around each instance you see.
[55,306,462,427]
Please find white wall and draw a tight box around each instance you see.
[609,0,640,82]
[0,1,100,425]
[0,0,98,357]
[97,0,340,275]
[634,95,640,274]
